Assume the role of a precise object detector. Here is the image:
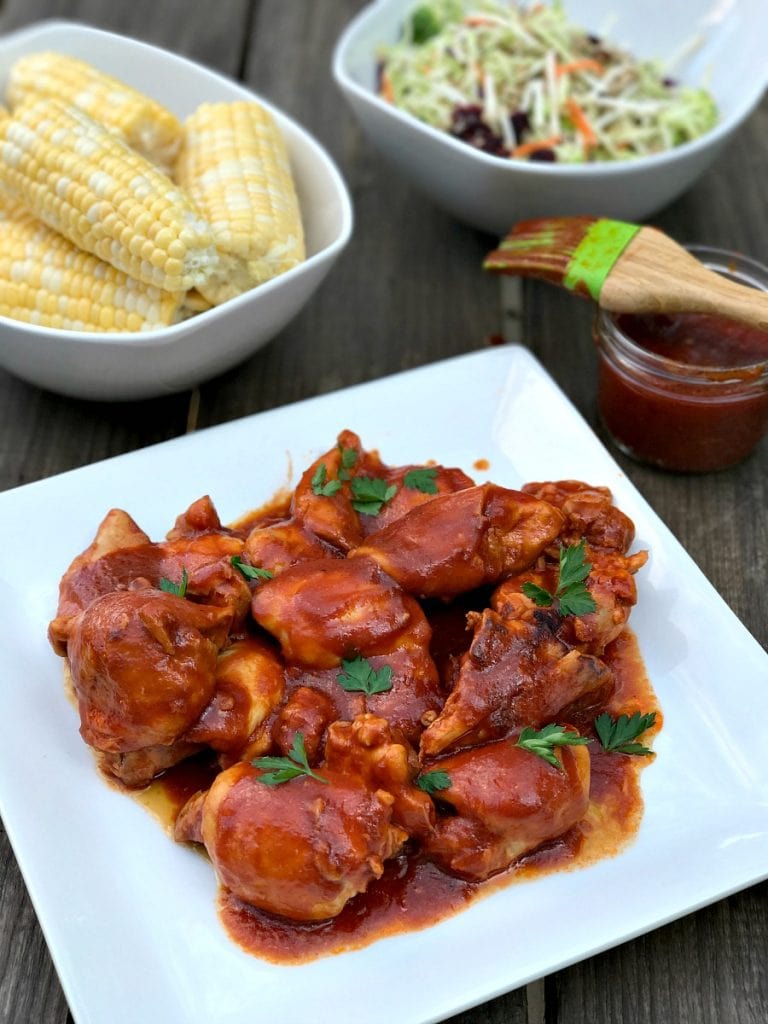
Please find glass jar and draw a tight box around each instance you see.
[594,245,768,472]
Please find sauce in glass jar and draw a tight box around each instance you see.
[594,246,768,472]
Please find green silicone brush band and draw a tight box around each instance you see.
[563,219,641,299]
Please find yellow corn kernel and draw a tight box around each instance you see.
[7,51,182,169]
[0,97,219,292]
[175,101,305,305]
[0,202,183,331]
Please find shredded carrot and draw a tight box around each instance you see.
[564,97,597,149]
[512,135,561,158]
[380,70,394,104]
[556,58,605,78]
[463,15,498,27]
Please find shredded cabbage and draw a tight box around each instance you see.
[378,0,718,162]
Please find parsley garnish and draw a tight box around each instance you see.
[350,476,397,516]
[404,467,438,494]
[336,655,393,695]
[311,462,342,497]
[521,540,597,617]
[415,769,451,794]
[158,567,188,598]
[515,723,590,769]
[594,711,657,755]
[252,732,328,786]
[337,443,358,482]
[230,555,273,582]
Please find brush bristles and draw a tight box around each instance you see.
[484,216,599,283]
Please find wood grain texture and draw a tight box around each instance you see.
[0,0,765,1022]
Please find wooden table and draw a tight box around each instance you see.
[0,2,765,1021]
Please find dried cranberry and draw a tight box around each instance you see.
[662,77,678,88]
[450,104,506,155]
[510,110,530,143]
[528,148,557,162]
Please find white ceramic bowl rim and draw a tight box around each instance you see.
[333,0,768,178]
[0,19,354,349]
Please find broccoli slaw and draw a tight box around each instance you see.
[378,0,718,163]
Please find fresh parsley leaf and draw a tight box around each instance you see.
[594,711,657,755]
[252,731,328,786]
[559,540,592,590]
[415,769,451,794]
[521,581,555,607]
[558,588,598,617]
[158,567,188,598]
[350,476,397,515]
[336,655,393,695]
[403,467,438,494]
[311,462,342,497]
[337,443,358,482]
[230,555,273,582]
[409,4,442,44]
[515,723,590,769]
[520,541,596,618]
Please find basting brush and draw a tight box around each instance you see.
[484,217,768,334]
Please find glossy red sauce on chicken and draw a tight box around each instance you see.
[137,626,656,964]
[53,430,658,965]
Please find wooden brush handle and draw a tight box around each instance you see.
[599,229,768,336]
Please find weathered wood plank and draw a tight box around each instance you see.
[0,0,250,73]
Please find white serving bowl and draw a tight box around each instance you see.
[333,0,768,235]
[0,21,353,401]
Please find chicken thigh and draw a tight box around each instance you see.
[423,735,590,879]
[182,761,406,921]
[351,484,564,599]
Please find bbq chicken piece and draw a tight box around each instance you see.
[325,715,435,839]
[48,508,150,654]
[357,462,475,535]
[423,734,590,879]
[420,607,611,757]
[351,484,564,599]
[493,547,648,656]
[166,495,227,540]
[185,636,285,762]
[251,555,428,669]
[98,739,203,788]
[522,480,636,554]
[176,760,407,921]
[242,519,339,575]
[274,627,442,752]
[290,430,376,552]
[272,686,337,763]
[49,527,251,653]
[68,589,231,754]
[291,429,475,551]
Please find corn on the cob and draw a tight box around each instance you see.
[0,202,183,331]
[0,97,219,292]
[7,51,182,170]
[175,101,305,304]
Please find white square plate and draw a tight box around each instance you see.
[1,346,767,1024]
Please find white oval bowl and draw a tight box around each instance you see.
[333,0,767,235]
[0,21,353,401]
